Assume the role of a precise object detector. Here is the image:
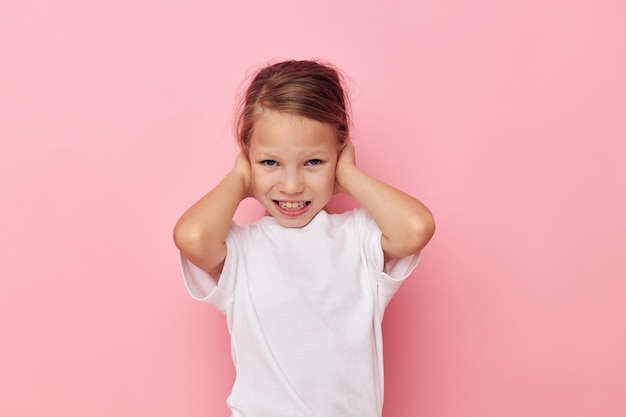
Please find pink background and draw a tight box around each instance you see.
[2,0,625,416]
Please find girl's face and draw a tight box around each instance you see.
[248,109,339,228]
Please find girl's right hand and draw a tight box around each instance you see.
[334,140,357,195]
[233,152,253,198]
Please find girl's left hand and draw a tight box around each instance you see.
[334,140,356,194]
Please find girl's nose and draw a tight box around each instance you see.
[278,170,304,194]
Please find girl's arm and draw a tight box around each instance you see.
[173,153,252,276]
[335,142,435,260]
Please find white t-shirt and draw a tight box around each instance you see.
[180,208,419,417]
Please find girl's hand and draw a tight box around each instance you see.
[233,152,253,198]
[334,140,356,194]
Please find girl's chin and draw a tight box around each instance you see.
[274,212,313,228]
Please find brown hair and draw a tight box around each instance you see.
[236,60,350,151]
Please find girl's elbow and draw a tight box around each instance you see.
[408,213,436,253]
[173,220,203,254]
[173,222,226,274]
[385,216,435,259]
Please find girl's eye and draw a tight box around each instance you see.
[307,159,322,166]
[262,160,277,167]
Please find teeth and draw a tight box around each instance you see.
[278,201,307,210]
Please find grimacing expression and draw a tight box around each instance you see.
[248,110,340,228]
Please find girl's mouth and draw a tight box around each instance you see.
[274,200,310,210]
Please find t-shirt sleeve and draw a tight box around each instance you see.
[355,208,421,309]
[179,253,217,301]
[179,252,235,313]
[178,224,239,313]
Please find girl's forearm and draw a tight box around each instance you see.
[337,165,435,259]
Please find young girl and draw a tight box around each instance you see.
[174,60,435,417]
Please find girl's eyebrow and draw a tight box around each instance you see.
[306,152,332,160]
[251,147,334,158]
[250,149,278,158]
